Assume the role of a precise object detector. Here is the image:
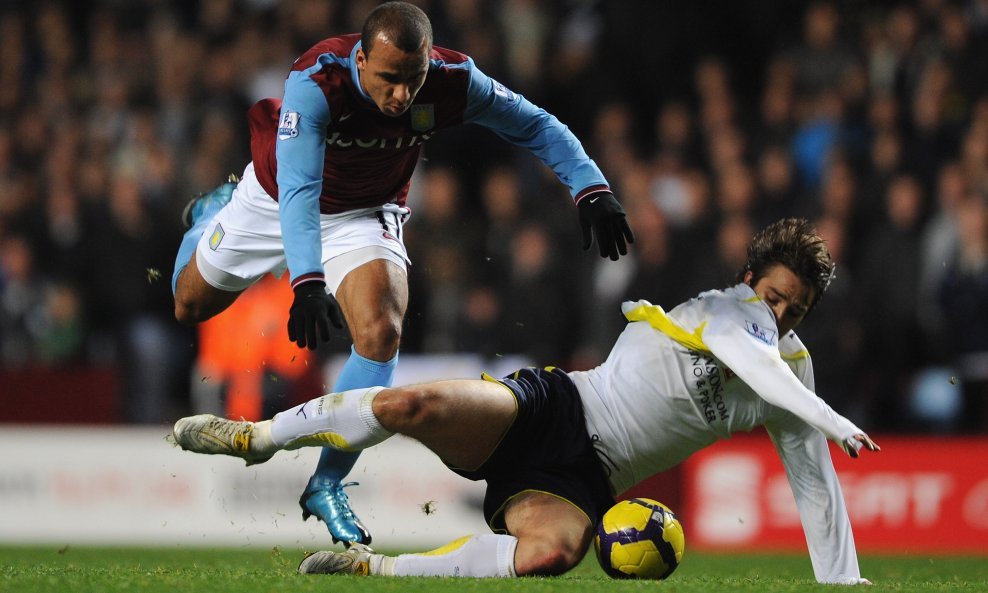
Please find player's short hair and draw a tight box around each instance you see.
[736,217,835,311]
[362,1,433,57]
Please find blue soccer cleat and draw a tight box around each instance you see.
[299,476,372,545]
[181,173,239,228]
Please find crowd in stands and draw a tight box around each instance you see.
[1,0,987,433]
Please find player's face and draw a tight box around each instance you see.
[356,34,430,117]
[745,264,815,336]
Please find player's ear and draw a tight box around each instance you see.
[743,270,754,285]
[356,47,367,70]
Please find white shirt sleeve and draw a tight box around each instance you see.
[766,414,865,584]
[701,298,863,445]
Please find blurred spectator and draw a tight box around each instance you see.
[904,62,960,192]
[496,223,579,363]
[751,65,797,155]
[918,161,968,349]
[453,282,502,359]
[714,160,758,218]
[87,171,191,424]
[34,280,87,366]
[784,1,861,100]
[754,144,799,228]
[688,213,756,295]
[857,174,926,430]
[791,88,845,191]
[858,127,904,230]
[652,100,702,169]
[0,234,46,366]
[938,192,988,433]
[477,166,526,278]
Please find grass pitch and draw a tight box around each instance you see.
[1,546,985,593]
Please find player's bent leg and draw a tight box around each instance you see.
[172,176,239,299]
[296,491,590,578]
[299,535,519,577]
[173,252,242,325]
[504,491,594,576]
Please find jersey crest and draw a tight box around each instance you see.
[744,320,777,346]
[410,104,435,131]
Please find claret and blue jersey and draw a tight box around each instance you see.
[246,34,610,286]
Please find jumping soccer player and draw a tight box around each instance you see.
[174,218,877,585]
[170,2,633,546]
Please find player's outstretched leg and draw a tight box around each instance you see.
[172,387,393,462]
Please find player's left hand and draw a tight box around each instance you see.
[288,280,345,350]
[841,433,880,458]
[578,191,635,260]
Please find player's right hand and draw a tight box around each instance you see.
[841,433,880,458]
[288,280,344,350]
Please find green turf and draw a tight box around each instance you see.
[1,546,985,593]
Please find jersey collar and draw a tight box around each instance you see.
[349,40,375,106]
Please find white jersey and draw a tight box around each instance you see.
[570,283,864,584]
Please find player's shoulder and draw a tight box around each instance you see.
[292,34,360,72]
[685,284,757,317]
[778,329,810,361]
[429,44,471,69]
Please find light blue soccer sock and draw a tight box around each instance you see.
[171,219,210,295]
[311,346,398,481]
[171,190,229,295]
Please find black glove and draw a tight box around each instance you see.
[578,191,635,261]
[287,280,344,350]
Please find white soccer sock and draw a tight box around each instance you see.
[249,420,276,457]
[267,387,392,452]
[382,534,517,578]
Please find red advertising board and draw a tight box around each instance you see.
[682,433,988,554]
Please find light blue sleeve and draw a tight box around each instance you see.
[276,69,330,285]
[462,59,608,200]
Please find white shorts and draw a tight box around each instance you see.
[195,162,411,294]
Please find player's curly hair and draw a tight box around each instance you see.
[735,218,835,311]
[362,1,433,57]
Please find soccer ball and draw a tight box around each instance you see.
[594,498,685,580]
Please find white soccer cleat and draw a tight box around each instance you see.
[172,414,272,466]
[298,543,376,576]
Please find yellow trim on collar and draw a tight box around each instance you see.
[781,349,809,361]
[624,303,711,353]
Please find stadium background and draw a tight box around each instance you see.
[0,0,986,554]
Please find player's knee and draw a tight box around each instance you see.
[352,315,402,359]
[515,538,584,576]
[173,298,200,326]
[376,386,442,431]
[173,294,216,326]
